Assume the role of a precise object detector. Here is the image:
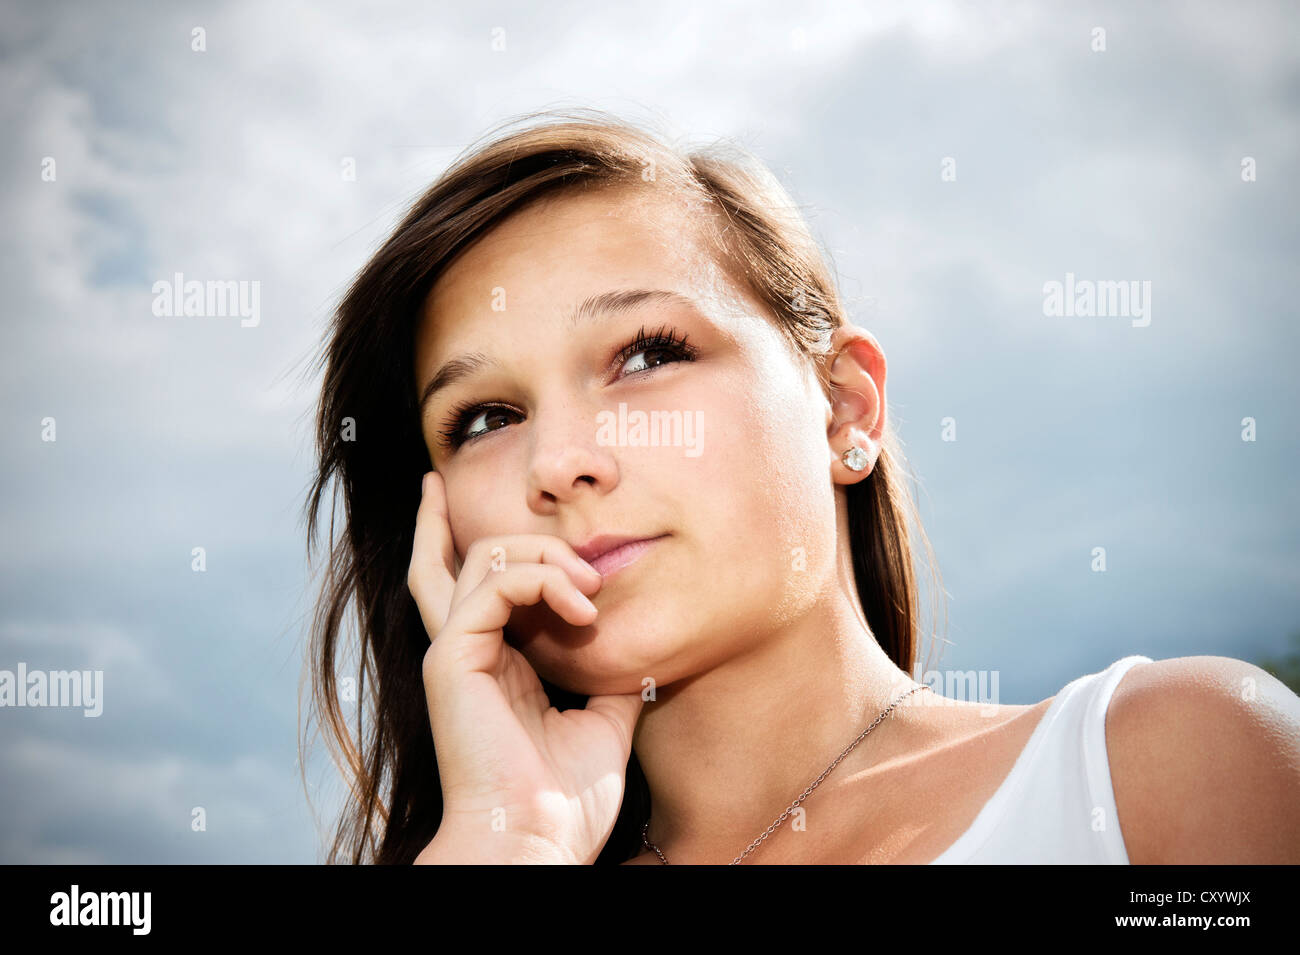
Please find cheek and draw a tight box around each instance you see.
[442,476,495,567]
[708,386,822,502]
[701,391,828,568]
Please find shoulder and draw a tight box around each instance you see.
[1104,654,1300,863]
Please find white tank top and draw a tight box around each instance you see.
[928,654,1154,864]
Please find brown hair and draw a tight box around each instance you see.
[300,107,946,864]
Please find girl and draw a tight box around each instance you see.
[303,109,1300,865]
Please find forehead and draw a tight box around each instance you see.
[420,185,730,348]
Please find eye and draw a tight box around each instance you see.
[614,324,697,377]
[437,401,521,450]
[435,323,698,451]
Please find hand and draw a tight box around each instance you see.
[407,471,645,864]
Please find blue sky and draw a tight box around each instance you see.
[1,0,1296,862]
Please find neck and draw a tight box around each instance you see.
[631,582,926,864]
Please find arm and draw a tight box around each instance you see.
[1106,654,1300,864]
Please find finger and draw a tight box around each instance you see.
[453,535,603,612]
[409,471,458,638]
[457,562,598,635]
[427,563,599,677]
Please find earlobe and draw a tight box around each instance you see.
[826,383,879,481]
[832,436,879,483]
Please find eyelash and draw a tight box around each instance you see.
[436,324,697,450]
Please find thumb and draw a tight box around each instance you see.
[583,691,647,754]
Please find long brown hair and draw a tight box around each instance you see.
[300,107,947,864]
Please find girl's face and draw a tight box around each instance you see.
[414,185,843,696]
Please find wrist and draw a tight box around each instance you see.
[414,822,585,865]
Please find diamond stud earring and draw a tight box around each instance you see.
[841,445,871,472]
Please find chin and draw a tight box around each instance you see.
[509,618,681,699]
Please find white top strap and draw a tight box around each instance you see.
[929,654,1154,864]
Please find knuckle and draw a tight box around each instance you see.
[469,563,529,604]
[421,642,441,681]
[465,536,499,558]
[423,637,460,684]
[505,561,555,588]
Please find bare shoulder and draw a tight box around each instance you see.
[1105,654,1300,864]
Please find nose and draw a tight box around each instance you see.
[526,399,619,510]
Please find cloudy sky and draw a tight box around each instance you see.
[1,0,1296,863]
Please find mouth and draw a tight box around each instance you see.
[575,534,669,578]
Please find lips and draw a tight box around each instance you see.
[572,534,667,576]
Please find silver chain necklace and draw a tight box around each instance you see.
[639,683,932,864]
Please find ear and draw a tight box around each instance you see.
[823,325,887,483]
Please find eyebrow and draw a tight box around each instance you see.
[417,288,700,416]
